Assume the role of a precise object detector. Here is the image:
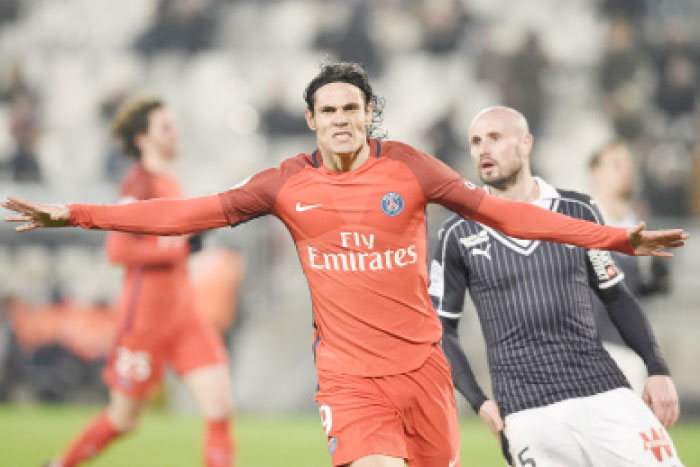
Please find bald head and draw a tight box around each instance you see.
[469,106,530,138]
[469,106,534,191]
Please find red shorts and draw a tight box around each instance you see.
[314,344,461,466]
[103,307,227,399]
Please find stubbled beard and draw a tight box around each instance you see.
[480,165,521,191]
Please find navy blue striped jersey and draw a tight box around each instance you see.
[429,178,631,416]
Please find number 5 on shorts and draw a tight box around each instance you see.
[518,447,536,466]
[319,405,332,435]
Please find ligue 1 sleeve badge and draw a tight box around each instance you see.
[381,192,404,216]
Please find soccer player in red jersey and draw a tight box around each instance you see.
[42,98,234,467]
[3,63,688,467]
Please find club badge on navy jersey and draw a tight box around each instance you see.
[381,192,404,216]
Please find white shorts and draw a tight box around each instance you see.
[603,342,647,397]
[503,388,683,467]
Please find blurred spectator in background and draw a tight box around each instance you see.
[419,0,471,55]
[7,92,42,183]
[590,141,642,228]
[501,32,549,140]
[313,0,384,76]
[589,140,675,289]
[589,140,671,394]
[639,139,693,218]
[0,295,21,402]
[424,103,464,169]
[0,0,20,27]
[0,61,31,104]
[649,22,699,119]
[655,54,696,119]
[599,0,648,25]
[0,61,43,183]
[134,0,217,56]
[693,141,700,218]
[259,85,309,138]
[598,18,645,142]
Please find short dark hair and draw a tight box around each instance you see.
[303,62,386,139]
[111,97,163,159]
[589,139,625,170]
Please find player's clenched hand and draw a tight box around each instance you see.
[627,222,689,257]
[478,399,505,439]
[643,375,680,427]
[1,196,71,232]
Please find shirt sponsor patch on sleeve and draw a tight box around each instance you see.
[587,249,624,287]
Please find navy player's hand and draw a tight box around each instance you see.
[2,196,70,231]
[479,400,512,465]
[478,400,505,438]
[643,375,680,427]
[626,222,689,257]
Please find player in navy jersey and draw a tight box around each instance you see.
[430,106,683,466]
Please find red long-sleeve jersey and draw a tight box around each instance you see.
[70,140,633,376]
[106,164,192,332]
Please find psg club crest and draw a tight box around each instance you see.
[328,436,338,455]
[381,192,404,216]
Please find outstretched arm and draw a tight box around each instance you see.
[471,195,688,257]
[407,150,688,257]
[2,194,229,235]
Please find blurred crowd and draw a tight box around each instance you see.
[0,0,698,215]
[0,0,699,407]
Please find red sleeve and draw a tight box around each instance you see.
[68,194,228,235]
[385,141,634,255]
[218,154,308,224]
[105,231,189,266]
[471,194,634,255]
[385,142,486,216]
[69,155,310,234]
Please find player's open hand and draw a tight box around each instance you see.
[1,196,71,232]
[627,222,689,257]
[643,375,680,427]
[478,399,505,439]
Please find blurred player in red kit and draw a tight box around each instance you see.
[3,63,688,467]
[44,98,234,467]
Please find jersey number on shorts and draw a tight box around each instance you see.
[115,347,152,382]
[517,447,536,467]
[319,405,332,435]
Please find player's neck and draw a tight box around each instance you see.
[489,173,539,203]
[141,151,173,175]
[594,191,631,224]
[321,143,370,172]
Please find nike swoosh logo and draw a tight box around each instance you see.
[296,202,323,212]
